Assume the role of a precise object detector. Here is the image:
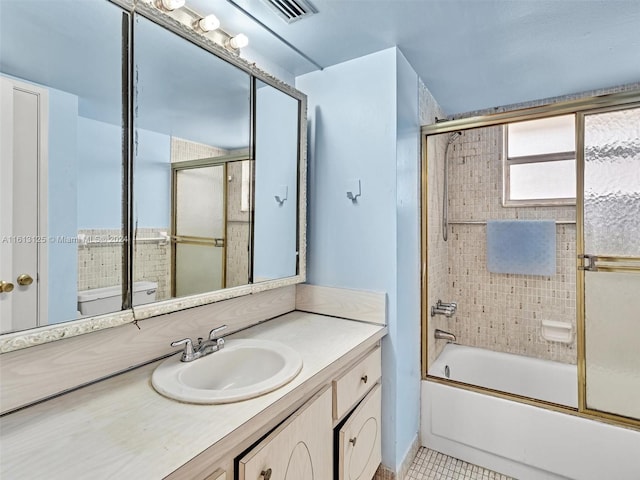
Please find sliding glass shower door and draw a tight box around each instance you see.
[172,164,226,297]
[580,105,640,421]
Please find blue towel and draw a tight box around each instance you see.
[486,220,556,276]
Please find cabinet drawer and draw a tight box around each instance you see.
[203,469,226,480]
[238,386,333,480]
[333,347,381,421]
[338,384,382,480]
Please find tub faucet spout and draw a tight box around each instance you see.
[435,329,456,343]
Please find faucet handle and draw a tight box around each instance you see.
[171,338,195,361]
[208,324,227,340]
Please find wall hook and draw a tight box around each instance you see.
[346,179,361,203]
[274,185,288,206]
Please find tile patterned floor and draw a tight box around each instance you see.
[405,448,515,480]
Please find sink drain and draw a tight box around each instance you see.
[444,365,450,379]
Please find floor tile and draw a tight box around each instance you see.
[404,447,516,480]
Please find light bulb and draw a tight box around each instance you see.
[161,0,185,11]
[198,14,220,32]
[229,33,249,49]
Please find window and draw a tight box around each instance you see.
[503,114,576,206]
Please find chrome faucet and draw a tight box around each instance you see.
[431,299,457,317]
[171,325,227,362]
[434,329,456,343]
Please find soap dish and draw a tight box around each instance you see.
[541,320,573,343]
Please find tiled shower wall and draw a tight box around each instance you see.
[438,126,577,364]
[420,81,451,368]
[77,229,123,292]
[425,83,640,367]
[77,228,170,300]
[225,160,250,288]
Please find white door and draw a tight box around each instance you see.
[0,76,48,333]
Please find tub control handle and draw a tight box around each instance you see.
[361,375,368,384]
[261,468,272,480]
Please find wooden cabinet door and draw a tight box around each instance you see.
[238,386,333,480]
[338,384,381,480]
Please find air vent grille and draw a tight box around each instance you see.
[261,0,317,24]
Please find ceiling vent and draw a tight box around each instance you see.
[260,0,317,24]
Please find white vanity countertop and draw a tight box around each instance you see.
[0,311,386,479]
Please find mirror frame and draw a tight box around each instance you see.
[0,0,306,353]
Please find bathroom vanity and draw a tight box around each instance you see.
[0,309,386,479]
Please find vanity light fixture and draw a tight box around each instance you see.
[197,14,221,32]
[228,33,249,49]
[160,0,185,11]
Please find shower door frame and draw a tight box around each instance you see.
[420,89,640,430]
[170,153,249,297]
[576,103,640,423]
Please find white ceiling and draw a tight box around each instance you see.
[190,0,640,115]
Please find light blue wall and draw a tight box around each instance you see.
[253,84,299,280]
[394,50,422,467]
[134,129,171,228]
[48,87,79,323]
[77,119,171,230]
[76,117,122,229]
[297,47,418,470]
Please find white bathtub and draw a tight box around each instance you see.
[421,344,640,480]
[429,343,578,407]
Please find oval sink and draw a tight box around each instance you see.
[152,339,303,404]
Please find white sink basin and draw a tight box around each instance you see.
[151,339,303,404]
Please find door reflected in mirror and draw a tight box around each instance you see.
[0,0,125,333]
[133,14,251,301]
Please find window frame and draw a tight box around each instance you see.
[502,120,577,207]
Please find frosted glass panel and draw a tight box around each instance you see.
[584,107,640,256]
[510,159,576,200]
[508,114,575,157]
[175,244,223,297]
[175,166,224,238]
[585,271,640,420]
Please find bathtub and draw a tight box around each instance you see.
[421,344,640,480]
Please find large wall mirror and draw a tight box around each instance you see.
[0,0,306,348]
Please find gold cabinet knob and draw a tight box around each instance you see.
[17,274,33,286]
[0,281,14,293]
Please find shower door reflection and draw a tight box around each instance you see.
[581,105,640,421]
[172,163,226,297]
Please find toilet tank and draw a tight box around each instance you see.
[77,281,158,316]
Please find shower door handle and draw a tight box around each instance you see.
[579,254,640,273]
